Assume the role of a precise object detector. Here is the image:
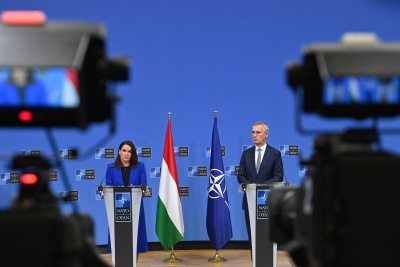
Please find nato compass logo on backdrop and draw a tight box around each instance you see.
[115,193,131,222]
[21,150,40,156]
[208,169,228,206]
[0,173,10,185]
[58,149,78,160]
[150,167,161,178]
[206,146,225,157]
[279,145,299,156]
[137,147,151,158]
[95,148,114,159]
[75,169,95,181]
[0,173,20,185]
[299,165,308,176]
[187,166,208,177]
[257,190,270,219]
[225,166,239,176]
[0,173,9,185]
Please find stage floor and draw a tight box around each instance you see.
[101,249,295,266]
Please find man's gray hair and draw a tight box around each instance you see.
[253,121,269,133]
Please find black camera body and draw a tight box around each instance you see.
[270,34,400,267]
[0,154,109,267]
[0,13,121,266]
[270,129,400,267]
[0,18,129,129]
[0,210,108,267]
[287,33,400,120]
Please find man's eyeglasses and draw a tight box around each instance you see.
[251,131,265,135]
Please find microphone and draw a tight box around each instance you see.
[141,184,151,197]
[241,169,247,191]
[241,183,247,191]
[282,173,291,187]
[97,175,106,196]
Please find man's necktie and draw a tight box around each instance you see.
[256,148,261,174]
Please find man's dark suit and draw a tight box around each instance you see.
[237,144,284,209]
[237,144,284,250]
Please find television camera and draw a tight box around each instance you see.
[0,154,110,267]
[0,11,132,266]
[269,33,400,267]
[0,11,129,129]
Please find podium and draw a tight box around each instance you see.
[245,183,289,267]
[103,186,142,267]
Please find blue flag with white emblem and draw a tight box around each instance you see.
[206,117,233,251]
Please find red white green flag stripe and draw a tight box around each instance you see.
[155,118,184,251]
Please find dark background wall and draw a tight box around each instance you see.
[1,0,400,245]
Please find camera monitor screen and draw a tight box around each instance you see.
[321,76,400,118]
[0,67,79,108]
[0,22,114,128]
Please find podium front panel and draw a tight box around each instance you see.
[245,183,288,267]
[104,186,142,267]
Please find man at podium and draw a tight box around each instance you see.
[237,121,284,250]
[106,140,149,256]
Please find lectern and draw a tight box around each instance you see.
[103,186,142,267]
[244,182,289,267]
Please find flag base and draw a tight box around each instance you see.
[163,249,183,263]
[208,251,227,262]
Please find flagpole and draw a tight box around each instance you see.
[208,250,227,263]
[163,246,182,263]
[207,110,228,263]
[160,112,183,263]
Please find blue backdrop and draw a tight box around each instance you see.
[1,0,400,245]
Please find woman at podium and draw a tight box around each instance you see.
[106,140,149,256]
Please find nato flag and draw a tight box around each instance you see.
[206,117,233,250]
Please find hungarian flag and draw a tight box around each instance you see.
[206,117,233,250]
[156,118,184,250]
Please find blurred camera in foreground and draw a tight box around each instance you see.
[0,11,113,266]
[0,11,129,129]
[287,32,400,119]
[269,33,400,267]
[0,155,109,267]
